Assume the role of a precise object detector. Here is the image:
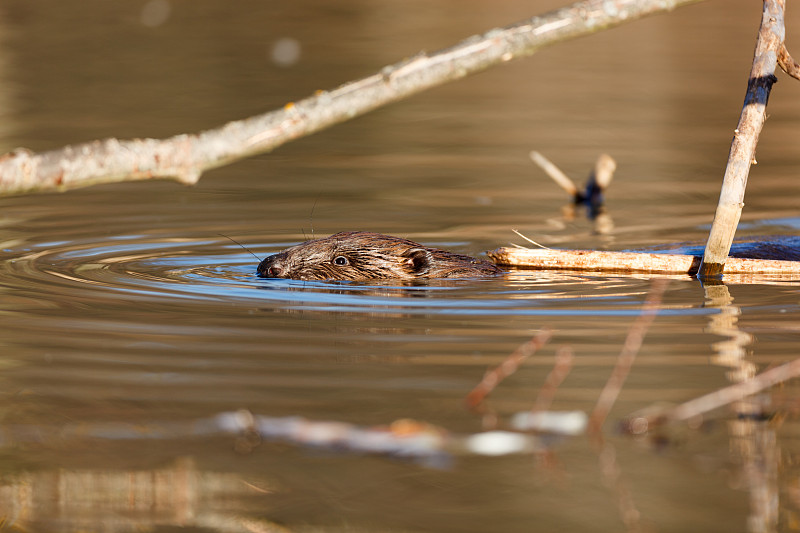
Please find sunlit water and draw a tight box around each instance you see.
[2,0,800,532]
[4,229,800,532]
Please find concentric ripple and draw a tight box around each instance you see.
[1,234,707,317]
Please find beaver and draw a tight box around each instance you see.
[257,231,502,281]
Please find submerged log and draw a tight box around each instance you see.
[488,247,800,276]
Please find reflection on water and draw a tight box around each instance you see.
[704,284,776,532]
[2,0,800,531]
[3,234,800,532]
[2,458,275,532]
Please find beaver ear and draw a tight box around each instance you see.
[402,248,432,276]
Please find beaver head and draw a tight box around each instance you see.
[257,231,501,281]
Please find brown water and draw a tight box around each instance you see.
[2,1,800,532]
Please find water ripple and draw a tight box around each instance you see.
[1,234,703,317]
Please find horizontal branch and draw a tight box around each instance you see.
[488,247,800,276]
[0,0,703,196]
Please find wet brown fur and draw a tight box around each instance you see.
[257,231,502,281]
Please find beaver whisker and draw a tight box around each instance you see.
[219,233,263,263]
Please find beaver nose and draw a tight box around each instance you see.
[257,254,285,278]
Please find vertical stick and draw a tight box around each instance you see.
[699,0,785,279]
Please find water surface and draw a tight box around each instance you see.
[2,1,800,532]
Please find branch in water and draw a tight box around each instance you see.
[698,0,786,278]
[488,246,800,277]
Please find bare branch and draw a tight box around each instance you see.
[778,43,800,80]
[465,329,553,411]
[589,279,668,434]
[625,357,800,431]
[0,0,704,196]
[531,346,575,413]
[530,151,579,196]
[590,153,617,191]
[488,246,800,276]
[699,0,785,278]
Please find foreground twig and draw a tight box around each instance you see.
[465,329,553,411]
[531,346,575,413]
[596,443,650,533]
[589,279,668,434]
[699,0,785,278]
[0,0,704,196]
[586,282,669,533]
[628,357,800,430]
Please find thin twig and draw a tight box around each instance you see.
[511,229,551,250]
[529,150,578,196]
[0,0,705,196]
[589,283,668,533]
[589,279,669,434]
[778,43,800,81]
[465,328,553,410]
[589,154,617,191]
[531,346,575,412]
[597,442,651,533]
[645,357,800,426]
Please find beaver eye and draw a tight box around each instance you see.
[333,256,349,266]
